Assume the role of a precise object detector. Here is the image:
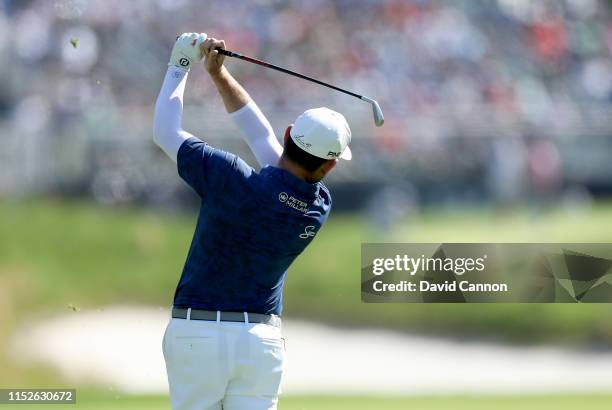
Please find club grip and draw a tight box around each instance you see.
[215,48,242,58]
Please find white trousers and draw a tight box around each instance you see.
[163,316,285,410]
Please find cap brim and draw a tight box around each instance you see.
[340,146,352,160]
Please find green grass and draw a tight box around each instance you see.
[1,199,612,347]
[2,393,612,410]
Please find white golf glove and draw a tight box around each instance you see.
[168,32,208,71]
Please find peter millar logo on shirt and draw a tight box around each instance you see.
[278,192,309,213]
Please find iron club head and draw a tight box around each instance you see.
[361,96,385,127]
[371,100,385,127]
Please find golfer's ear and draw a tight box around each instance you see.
[321,159,337,175]
[284,124,293,143]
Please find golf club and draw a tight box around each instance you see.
[215,48,384,127]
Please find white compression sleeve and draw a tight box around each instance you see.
[230,101,283,167]
[153,67,196,163]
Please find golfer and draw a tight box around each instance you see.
[153,33,352,410]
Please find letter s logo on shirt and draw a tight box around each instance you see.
[299,226,316,239]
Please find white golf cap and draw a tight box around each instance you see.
[290,107,352,161]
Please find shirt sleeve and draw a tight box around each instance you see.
[229,100,283,168]
[153,67,194,163]
[177,137,253,198]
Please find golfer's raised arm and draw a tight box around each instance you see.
[203,38,282,167]
[153,67,196,163]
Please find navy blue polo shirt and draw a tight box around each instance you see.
[172,137,331,315]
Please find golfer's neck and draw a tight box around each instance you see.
[277,157,315,183]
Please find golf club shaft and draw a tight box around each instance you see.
[216,48,363,100]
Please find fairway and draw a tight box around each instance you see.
[2,201,612,391]
[2,393,612,410]
[2,200,612,347]
[1,200,612,348]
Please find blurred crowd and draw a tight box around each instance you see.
[1,0,612,207]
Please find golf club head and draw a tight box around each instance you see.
[361,96,385,127]
[371,100,384,127]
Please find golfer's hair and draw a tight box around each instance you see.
[283,136,329,172]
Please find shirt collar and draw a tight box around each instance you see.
[260,166,320,198]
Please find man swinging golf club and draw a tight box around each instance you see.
[153,33,352,410]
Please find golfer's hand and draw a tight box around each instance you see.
[168,32,207,71]
[201,38,226,75]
